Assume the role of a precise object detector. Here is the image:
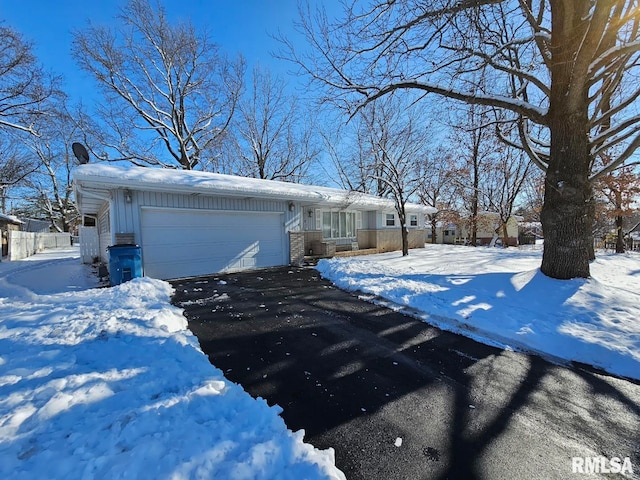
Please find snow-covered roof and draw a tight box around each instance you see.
[0,212,23,224]
[73,164,436,213]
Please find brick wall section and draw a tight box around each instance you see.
[409,229,426,248]
[289,231,305,266]
[357,230,377,249]
[304,228,426,256]
[374,229,426,252]
[303,231,322,254]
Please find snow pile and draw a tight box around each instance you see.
[0,248,344,479]
[317,244,640,381]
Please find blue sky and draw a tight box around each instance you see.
[0,0,315,103]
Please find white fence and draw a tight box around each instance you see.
[79,226,100,264]
[7,231,71,261]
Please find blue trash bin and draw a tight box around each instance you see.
[108,244,142,285]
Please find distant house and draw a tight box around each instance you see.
[470,212,522,246]
[0,213,23,258]
[432,221,460,245]
[73,164,435,280]
[19,218,52,233]
[519,221,543,245]
[626,221,640,251]
[434,212,522,246]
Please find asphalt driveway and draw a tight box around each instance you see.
[171,266,640,480]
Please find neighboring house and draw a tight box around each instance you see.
[625,221,640,251]
[463,212,522,246]
[519,221,543,245]
[434,212,522,246]
[19,217,52,233]
[0,213,23,257]
[73,164,435,280]
[433,221,460,245]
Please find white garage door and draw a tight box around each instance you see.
[140,207,286,279]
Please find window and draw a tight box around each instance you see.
[322,212,332,238]
[409,215,418,227]
[322,211,356,239]
[385,213,395,226]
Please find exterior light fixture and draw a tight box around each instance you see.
[124,190,132,203]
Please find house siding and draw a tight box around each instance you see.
[109,189,294,244]
[301,206,427,256]
[97,203,111,263]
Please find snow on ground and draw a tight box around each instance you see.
[317,244,640,381]
[0,248,344,480]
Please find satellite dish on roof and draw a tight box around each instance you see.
[72,142,90,164]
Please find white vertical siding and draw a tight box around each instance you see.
[97,203,111,263]
[109,189,297,258]
[79,226,99,263]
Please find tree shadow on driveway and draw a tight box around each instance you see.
[172,267,640,480]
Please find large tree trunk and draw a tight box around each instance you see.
[401,226,409,256]
[399,207,409,256]
[430,214,437,244]
[501,221,509,248]
[540,2,593,279]
[540,111,593,279]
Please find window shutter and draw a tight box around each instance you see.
[315,209,322,231]
[356,211,362,230]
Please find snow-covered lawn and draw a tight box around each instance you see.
[0,248,344,479]
[4,244,637,478]
[317,244,640,381]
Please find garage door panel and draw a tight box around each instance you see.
[141,208,285,279]
[142,240,279,263]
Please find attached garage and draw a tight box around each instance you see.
[140,207,285,279]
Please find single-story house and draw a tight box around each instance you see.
[433,212,522,246]
[433,221,460,245]
[73,164,435,280]
[1,213,23,257]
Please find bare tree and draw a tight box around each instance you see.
[285,1,640,279]
[517,169,545,222]
[320,122,370,191]
[72,0,244,170]
[321,112,393,194]
[356,95,427,255]
[20,109,80,232]
[594,157,640,253]
[228,66,320,181]
[417,147,459,244]
[446,103,500,246]
[0,25,61,136]
[481,145,532,246]
[0,135,38,212]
